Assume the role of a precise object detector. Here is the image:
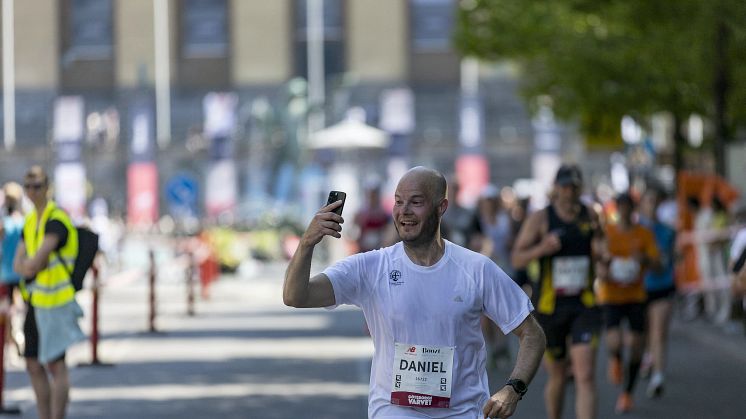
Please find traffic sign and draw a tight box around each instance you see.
[165,174,198,216]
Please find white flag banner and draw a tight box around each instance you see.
[53,96,85,143]
[205,159,237,217]
[54,163,87,222]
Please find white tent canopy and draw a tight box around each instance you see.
[307,118,390,150]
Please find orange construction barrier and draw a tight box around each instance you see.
[676,171,740,292]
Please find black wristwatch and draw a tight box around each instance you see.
[505,378,528,399]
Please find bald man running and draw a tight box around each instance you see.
[284,166,545,419]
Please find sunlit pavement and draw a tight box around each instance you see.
[2,256,372,419]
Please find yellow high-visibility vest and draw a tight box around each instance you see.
[21,202,78,308]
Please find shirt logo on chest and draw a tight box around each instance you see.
[389,270,403,285]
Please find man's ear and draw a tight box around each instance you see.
[438,198,449,217]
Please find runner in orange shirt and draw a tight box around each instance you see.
[596,192,660,414]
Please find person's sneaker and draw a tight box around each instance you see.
[647,372,665,398]
[607,357,623,386]
[615,392,634,414]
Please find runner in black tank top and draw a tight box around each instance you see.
[511,164,602,419]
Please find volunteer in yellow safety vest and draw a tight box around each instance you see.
[13,165,85,419]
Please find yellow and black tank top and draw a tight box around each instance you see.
[533,204,595,314]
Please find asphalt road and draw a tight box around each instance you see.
[2,258,745,419]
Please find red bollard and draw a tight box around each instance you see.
[0,285,20,414]
[186,252,195,317]
[199,253,217,300]
[148,249,157,332]
[79,262,113,368]
[90,263,101,363]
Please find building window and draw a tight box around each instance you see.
[63,0,113,63]
[177,0,230,88]
[181,0,228,59]
[294,0,345,80]
[410,0,455,53]
[60,0,114,89]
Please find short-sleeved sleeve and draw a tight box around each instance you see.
[323,252,369,308]
[45,220,68,251]
[481,261,533,334]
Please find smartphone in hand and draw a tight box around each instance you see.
[326,191,346,215]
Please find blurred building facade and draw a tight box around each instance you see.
[0,0,594,219]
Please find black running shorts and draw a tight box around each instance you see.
[535,297,601,360]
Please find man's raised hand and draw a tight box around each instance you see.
[301,200,345,247]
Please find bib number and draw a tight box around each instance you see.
[552,256,590,295]
[390,343,455,409]
[609,257,640,286]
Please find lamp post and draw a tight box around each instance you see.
[154,0,171,149]
[306,0,325,135]
[2,0,15,151]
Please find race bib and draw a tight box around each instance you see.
[552,256,590,294]
[609,257,640,285]
[391,343,455,409]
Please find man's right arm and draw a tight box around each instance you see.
[14,232,61,278]
[283,200,344,308]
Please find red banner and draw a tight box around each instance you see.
[455,154,489,208]
[127,162,159,227]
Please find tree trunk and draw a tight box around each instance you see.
[672,113,685,175]
[713,20,729,177]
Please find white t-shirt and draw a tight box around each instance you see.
[324,240,533,418]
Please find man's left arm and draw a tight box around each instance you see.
[482,314,546,419]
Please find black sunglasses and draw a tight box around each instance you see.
[24,182,46,190]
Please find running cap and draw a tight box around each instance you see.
[554,164,582,187]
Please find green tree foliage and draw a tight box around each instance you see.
[455,0,746,174]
